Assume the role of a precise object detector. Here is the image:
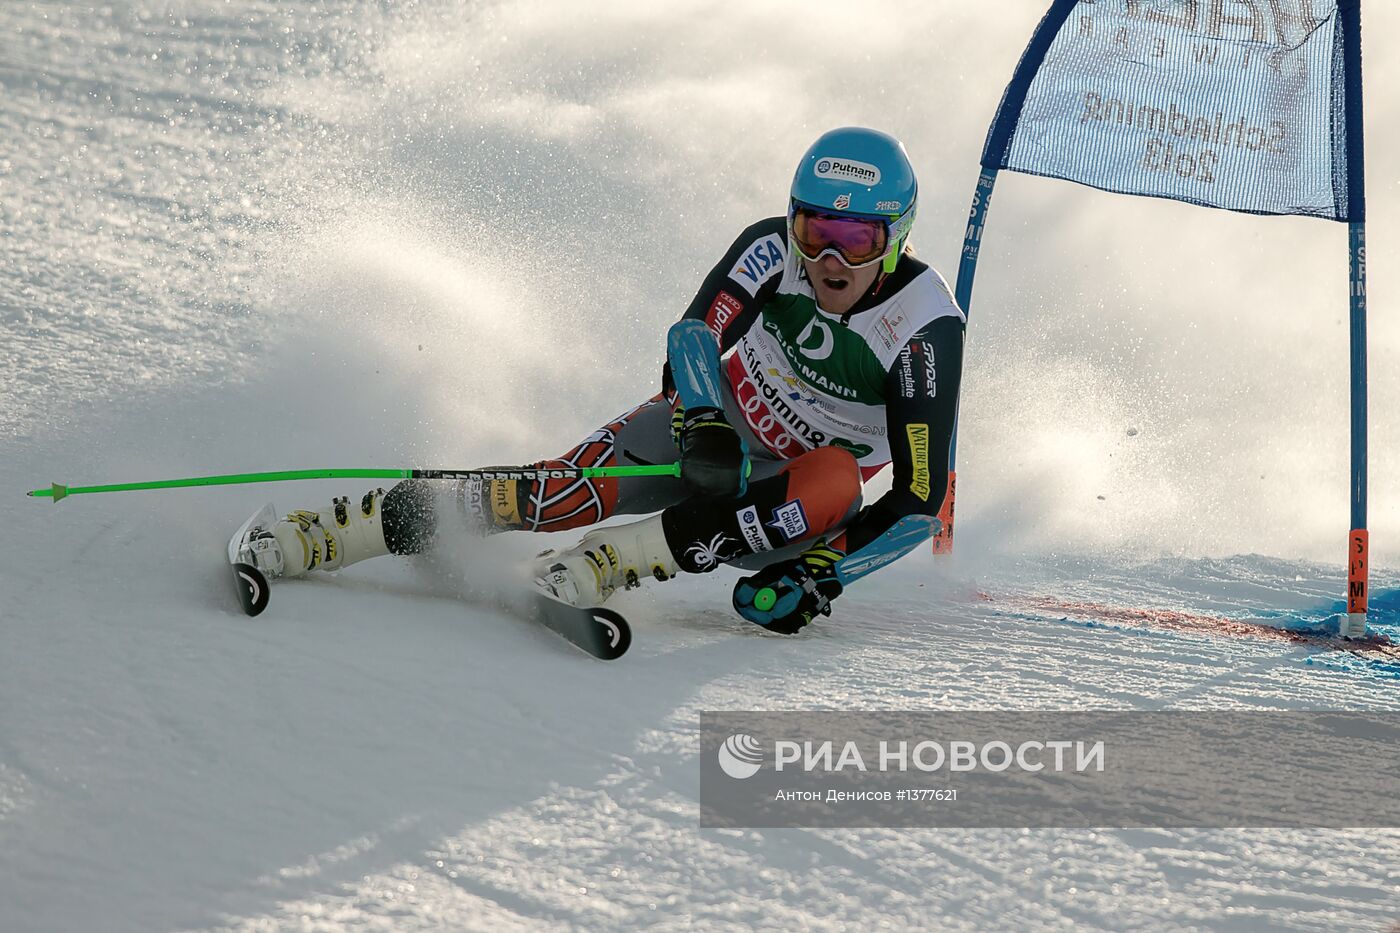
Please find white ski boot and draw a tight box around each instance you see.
[534,514,681,608]
[240,489,391,579]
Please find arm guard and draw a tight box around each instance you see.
[666,319,726,411]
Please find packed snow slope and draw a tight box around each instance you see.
[3,2,1399,930]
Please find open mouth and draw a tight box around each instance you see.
[821,277,850,291]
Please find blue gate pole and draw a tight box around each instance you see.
[931,167,998,554]
[1345,221,1368,634]
[1341,0,1368,636]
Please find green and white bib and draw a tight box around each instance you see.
[725,256,963,469]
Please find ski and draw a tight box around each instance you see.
[224,504,630,658]
[228,503,277,617]
[231,562,271,616]
[520,592,632,660]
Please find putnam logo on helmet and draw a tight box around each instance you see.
[814,157,881,186]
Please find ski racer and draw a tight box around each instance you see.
[240,127,966,634]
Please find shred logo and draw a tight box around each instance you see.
[906,423,931,501]
[814,157,881,185]
[768,499,809,542]
[706,291,744,341]
[728,234,786,297]
[736,505,773,553]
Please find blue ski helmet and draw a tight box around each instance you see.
[789,127,918,274]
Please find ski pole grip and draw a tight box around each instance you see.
[753,587,777,612]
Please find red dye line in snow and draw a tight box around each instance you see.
[979,594,1400,659]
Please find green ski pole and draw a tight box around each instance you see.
[27,463,682,503]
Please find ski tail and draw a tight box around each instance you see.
[526,592,631,660]
[232,562,270,616]
[228,503,279,617]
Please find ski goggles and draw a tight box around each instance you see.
[788,202,897,269]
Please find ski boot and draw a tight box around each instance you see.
[534,514,681,608]
[238,489,391,579]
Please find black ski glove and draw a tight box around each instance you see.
[674,405,749,499]
[732,541,845,634]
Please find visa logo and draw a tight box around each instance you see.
[728,234,786,297]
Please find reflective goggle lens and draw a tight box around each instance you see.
[790,207,890,266]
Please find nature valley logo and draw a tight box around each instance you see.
[906,423,930,501]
